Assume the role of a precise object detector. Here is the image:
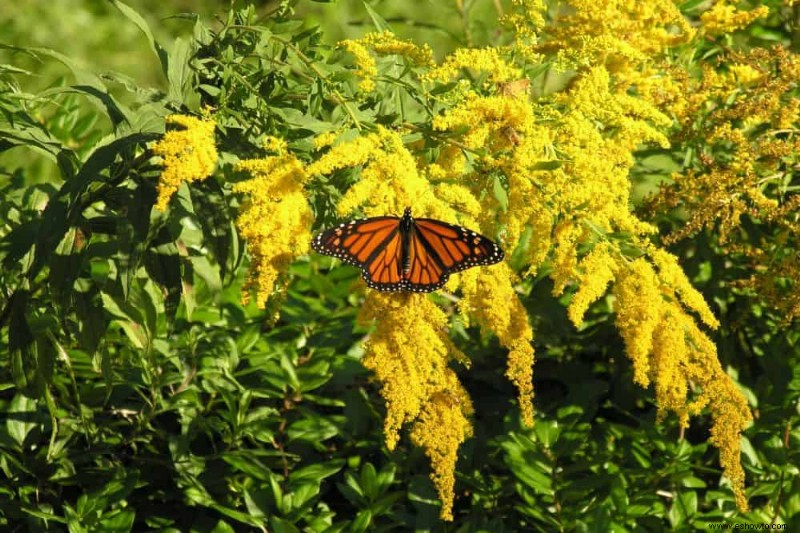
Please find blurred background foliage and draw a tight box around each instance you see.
[0,0,799,531]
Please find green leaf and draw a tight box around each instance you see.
[7,394,38,447]
[360,463,378,501]
[38,85,130,128]
[493,175,509,211]
[210,504,264,528]
[532,160,564,171]
[100,292,148,349]
[287,410,341,443]
[209,520,236,533]
[189,180,233,280]
[167,36,193,103]
[290,460,345,484]
[337,475,366,507]
[221,452,272,481]
[144,247,182,325]
[268,516,301,533]
[362,1,393,32]
[351,509,372,532]
[98,509,135,531]
[0,125,75,167]
[533,420,560,448]
[21,507,69,524]
[49,227,81,302]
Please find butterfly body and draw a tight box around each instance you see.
[312,207,504,293]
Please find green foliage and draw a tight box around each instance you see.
[0,1,799,531]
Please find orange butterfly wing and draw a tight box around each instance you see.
[312,216,408,291]
[409,218,504,289]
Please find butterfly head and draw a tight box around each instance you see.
[400,207,413,231]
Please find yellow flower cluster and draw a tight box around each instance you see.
[423,3,753,511]
[700,1,769,36]
[234,143,313,308]
[613,258,752,510]
[646,46,800,322]
[359,294,473,521]
[151,114,218,211]
[539,0,694,71]
[503,0,546,41]
[561,242,749,508]
[409,382,473,522]
[567,243,617,327]
[423,47,522,85]
[339,30,433,93]
[312,131,338,150]
[307,126,467,223]
[460,265,535,426]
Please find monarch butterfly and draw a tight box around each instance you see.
[311,207,504,292]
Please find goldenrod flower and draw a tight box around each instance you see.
[424,47,521,85]
[234,148,313,308]
[409,373,473,521]
[313,131,338,150]
[262,135,288,154]
[614,258,661,387]
[339,38,377,92]
[567,243,618,327]
[366,30,434,66]
[538,0,693,72]
[613,259,752,509]
[306,127,467,223]
[359,293,474,520]
[340,30,433,93]
[650,248,719,329]
[308,124,510,518]
[644,46,800,324]
[700,1,769,36]
[460,265,535,425]
[151,114,218,211]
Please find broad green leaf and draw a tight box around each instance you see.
[7,394,38,447]
[100,292,148,349]
[360,463,378,501]
[291,460,345,484]
[167,36,193,103]
[38,85,130,128]
[351,509,372,532]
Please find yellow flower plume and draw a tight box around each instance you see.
[340,30,433,93]
[307,127,512,519]
[359,293,473,520]
[234,140,313,308]
[613,257,752,509]
[152,114,218,211]
[700,1,769,36]
[460,264,535,426]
